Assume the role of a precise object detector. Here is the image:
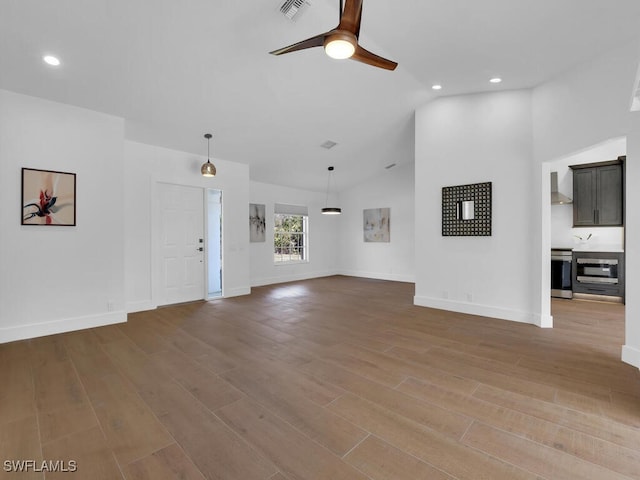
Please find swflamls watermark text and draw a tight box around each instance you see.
[3,460,77,473]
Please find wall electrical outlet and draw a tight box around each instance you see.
[107,301,114,312]
[466,293,473,302]
[442,291,449,299]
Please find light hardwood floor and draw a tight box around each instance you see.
[1,276,639,479]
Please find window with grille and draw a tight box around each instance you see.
[274,204,308,264]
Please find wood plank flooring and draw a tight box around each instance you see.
[1,275,639,479]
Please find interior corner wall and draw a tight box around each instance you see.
[0,89,126,343]
[249,181,339,287]
[414,90,538,325]
[337,162,415,283]
[623,113,640,368]
[124,141,251,311]
[531,40,640,368]
[532,42,639,164]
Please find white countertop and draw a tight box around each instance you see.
[570,244,624,253]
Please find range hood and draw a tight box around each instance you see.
[551,172,572,205]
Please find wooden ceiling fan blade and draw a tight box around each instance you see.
[269,33,326,56]
[338,0,363,33]
[351,45,398,70]
[354,1,362,38]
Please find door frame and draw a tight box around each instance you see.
[151,181,221,307]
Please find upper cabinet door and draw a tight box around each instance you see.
[597,164,623,226]
[572,168,597,226]
[571,160,623,227]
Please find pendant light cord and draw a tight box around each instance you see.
[325,167,333,207]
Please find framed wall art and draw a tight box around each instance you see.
[442,181,492,236]
[249,203,266,242]
[363,207,390,242]
[22,168,76,226]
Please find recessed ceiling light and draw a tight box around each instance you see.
[489,77,502,84]
[432,84,442,90]
[320,140,337,149]
[43,55,61,66]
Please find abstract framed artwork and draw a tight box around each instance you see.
[22,168,76,226]
[249,203,266,242]
[442,181,492,236]
[363,207,390,242]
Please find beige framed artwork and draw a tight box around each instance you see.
[363,207,390,242]
[22,168,76,226]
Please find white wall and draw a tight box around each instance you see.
[249,181,339,286]
[625,113,640,367]
[532,40,640,367]
[0,90,126,342]
[414,90,537,324]
[533,42,639,163]
[337,162,415,282]
[550,137,626,250]
[124,141,250,312]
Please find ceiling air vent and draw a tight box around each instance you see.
[279,0,311,21]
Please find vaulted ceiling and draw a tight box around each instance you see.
[2,0,640,191]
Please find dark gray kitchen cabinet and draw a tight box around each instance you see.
[570,159,623,227]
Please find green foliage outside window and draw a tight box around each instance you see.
[274,214,306,262]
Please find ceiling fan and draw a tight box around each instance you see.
[270,0,397,71]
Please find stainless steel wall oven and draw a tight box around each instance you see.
[551,248,572,299]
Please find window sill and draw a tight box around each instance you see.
[274,260,309,266]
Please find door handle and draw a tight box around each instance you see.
[197,247,204,252]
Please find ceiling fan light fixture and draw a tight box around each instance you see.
[201,133,217,177]
[324,31,356,59]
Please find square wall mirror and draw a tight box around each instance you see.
[442,182,492,236]
[461,200,474,220]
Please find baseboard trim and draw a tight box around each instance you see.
[539,314,554,328]
[0,311,127,344]
[251,271,337,288]
[224,287,251,298]
[622,345,640,369]
[126,300,156,314]
[339,270,415,284]
[413,295,541,326]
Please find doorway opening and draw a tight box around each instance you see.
[207,189,222,298]
[543,136,626,327]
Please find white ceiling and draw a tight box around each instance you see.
[2,0,640,192]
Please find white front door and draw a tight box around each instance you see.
[158,183,205,306]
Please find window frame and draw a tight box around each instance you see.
[273,213,309,265]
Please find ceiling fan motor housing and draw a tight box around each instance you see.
[324,30,357,59]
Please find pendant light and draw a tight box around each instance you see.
[201,133,216,177]
[321,166,341,215]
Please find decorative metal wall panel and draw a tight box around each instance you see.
[442,182,492,236]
